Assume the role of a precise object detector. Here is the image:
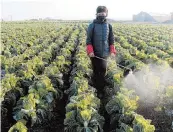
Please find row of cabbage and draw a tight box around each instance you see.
[1,23,81,131]
[113,24,173,67]
[63,24,156,132]
[112,23,173,131]
[1,22,172,131]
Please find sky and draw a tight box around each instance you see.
[1,0,173,21]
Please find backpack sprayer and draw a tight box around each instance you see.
[94,55,133,75]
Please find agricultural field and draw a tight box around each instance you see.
[1,22,173,132]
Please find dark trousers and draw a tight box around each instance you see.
[90,57,108,93]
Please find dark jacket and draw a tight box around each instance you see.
[86,19,114,57]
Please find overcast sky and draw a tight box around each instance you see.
[1,0,173,21]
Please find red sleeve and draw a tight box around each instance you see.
[86,44,94,55]
[110,44,116,54]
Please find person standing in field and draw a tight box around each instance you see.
[86,6,116,98]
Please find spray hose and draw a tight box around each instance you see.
[94,55,133,73]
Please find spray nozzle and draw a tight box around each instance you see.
[129,70,133,75]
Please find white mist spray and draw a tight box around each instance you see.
[123,63,173,129]
[123,63,173,104]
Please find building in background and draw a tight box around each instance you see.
[133,12,173,23]
[133,12,156,22]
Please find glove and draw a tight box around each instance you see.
[110,44,116,58]
[86,44,95,57]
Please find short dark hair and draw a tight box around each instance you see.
[96,6,108,14]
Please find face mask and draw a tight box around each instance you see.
[97,16,106,22]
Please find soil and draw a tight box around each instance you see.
[137,101,172,132]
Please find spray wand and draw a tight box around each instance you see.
[94,55,133,74]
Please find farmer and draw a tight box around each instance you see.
[86,6,116,98]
